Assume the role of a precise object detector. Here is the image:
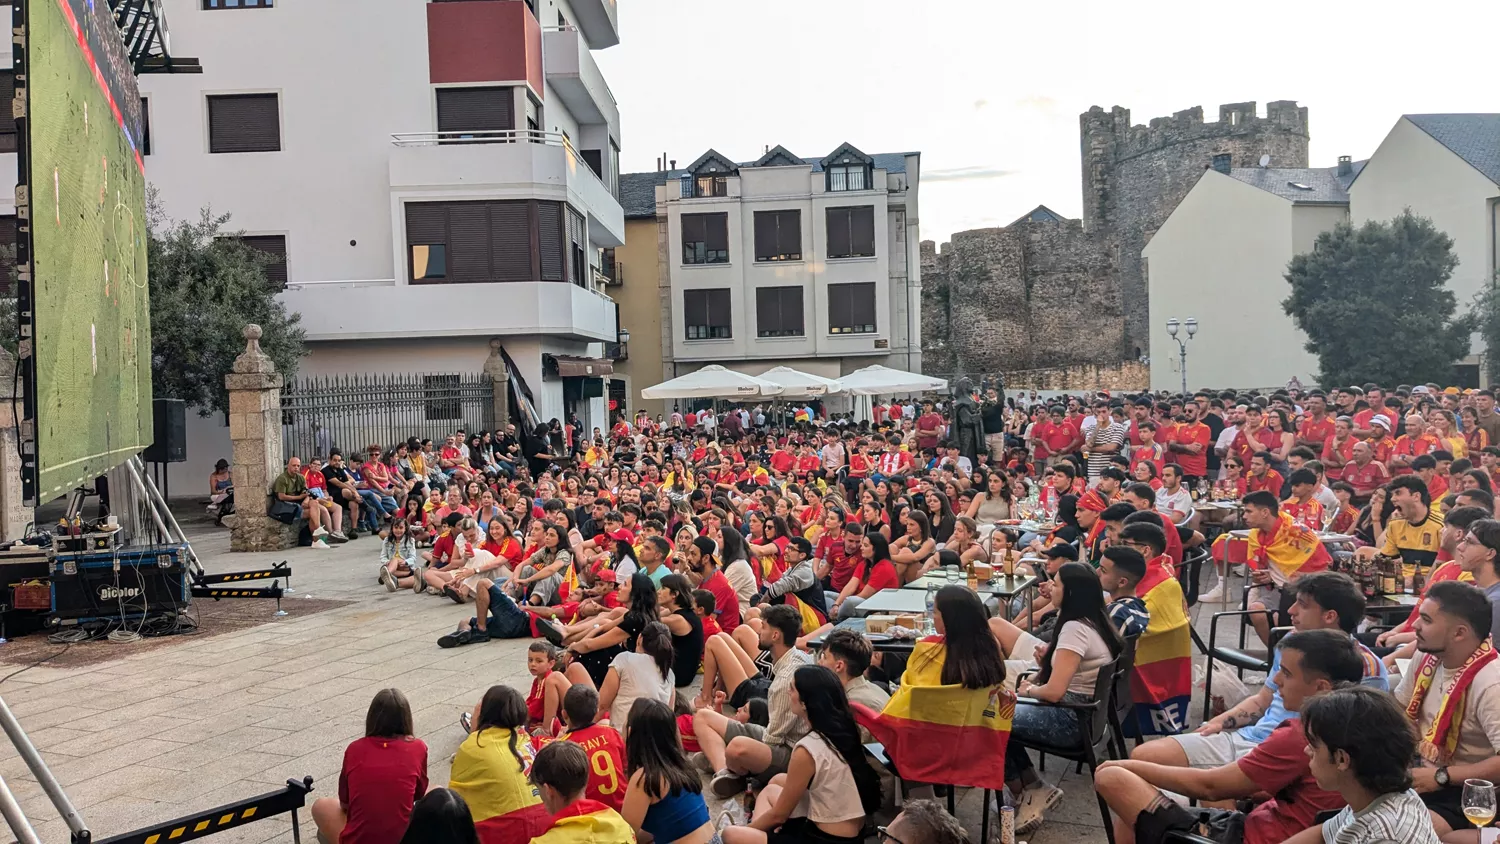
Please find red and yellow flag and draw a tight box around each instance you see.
[852,636,1014,792]
[529,799,636,844]
[448,728,553,844]
[1247,511,1331,582]
[1130,560,1192,736]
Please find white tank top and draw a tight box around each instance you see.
[793,733,866,824]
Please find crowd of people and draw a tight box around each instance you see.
[285,379,1500,844]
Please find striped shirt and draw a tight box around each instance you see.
[1322,789,1440,844]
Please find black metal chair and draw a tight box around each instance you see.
[1178,546,1210,608]
[1107,636,1139,759]
[1013,650,1128,844]
[1200,602,1289,722]
[863,742,1001,844]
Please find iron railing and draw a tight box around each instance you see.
[281,373,495,461]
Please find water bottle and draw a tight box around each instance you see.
[924,583,938,634]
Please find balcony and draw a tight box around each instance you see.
[280,279,618,342]
[427,0,543,93]
[542,27,619,134]
[388,130,624,246]
[569,0,618,49]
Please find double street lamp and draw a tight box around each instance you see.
[1165,317,1198,395]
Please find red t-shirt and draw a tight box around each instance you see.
[848,453,872,477]
[1233,427,1282,467]
[338,736,429,844]
[872,405,888,424]
[1320,436,1355,481]
[770,450,795,474]
[1171,422,1211,477]
[527,670,553,726]
[796,454,821,476]
[684,412,698,427]
[858,558,900,593]
[481,536,524,565]
[302,468,328,493]
[560,725,627,811]
[916,412,945,450]
[1131,444,1166,478]
[818,536,859,591]
[1035,421,1075,455]
[700,570,741,632]
[1238,722,1344,844]
[1298,416,1335,449]
[430,533,457,568]
[1391,434,1439,475]
[1345,460,1390,496]
[1245,470,1285,497]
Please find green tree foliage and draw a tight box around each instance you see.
[147,192,304,415]
[1469,271,1500,385]
[1283,210,1474,388]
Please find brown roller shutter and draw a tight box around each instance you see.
[707,289,731,329]
[826,208,851,258]
[851,206,876,256]
[0,71,15,153]
[754,213,776,262]
[239,234,287,289]
[406,203,447,245]
[490,201,531,281]
[207,94,280,153]
[783,286,804,335]
[850,281,876,328]
[704,213,728,253]
[538,201,565,281]
[447,203,490,282]
[436,87,515,136]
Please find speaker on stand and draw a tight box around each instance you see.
[142,398,187,500]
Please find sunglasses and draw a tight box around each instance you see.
[876,827,906,844]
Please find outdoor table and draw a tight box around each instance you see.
[1365,593,1421,620]
[851,588,929,616]
[805,618,916,654]
[901,573,1038,598]
[1227,530,1356,544]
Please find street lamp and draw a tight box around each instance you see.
[1165,317,1198,395]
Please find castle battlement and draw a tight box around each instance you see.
[1083,100,1309,159]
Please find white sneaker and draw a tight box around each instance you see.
[1198,584,1225,602]
[1014,783,1063,835]
[312,526,329,538]
[312,539,331,550]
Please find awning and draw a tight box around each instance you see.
[549,355,614,378]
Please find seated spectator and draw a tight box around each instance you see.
[1284,685,1441,844]
[880,799,969,844]
[1454,519,1500,642]
[1133,571,1387,769]
[685,536,741,633]
[562,572,660,688]
[311,689,428,844]
[817,628,890,742]
[620,699,715,844]
[528,742,634,844]
[1093,629,1363,844]
[582,620,676,727]
[378,518,419,593]
[692,589,722,639]
[302,457,349,542]
[507,524,576,606]
[447,686,551,842]
[1098,546,1150,640]
[271,456,331,548]
[1241,489,1332,646]
[829,531,900,620]
[548,685,627,812]
[1368,505,1485,664]
[398,789,478,844]
[656,574,705,690]
[722,666,880,844]
[523,642,572,734]
[1396,580,1500,836]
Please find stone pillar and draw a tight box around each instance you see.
[0,347,33,541]
[225,325,290,552]
[483,338,510,430]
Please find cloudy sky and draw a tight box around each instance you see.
[595,0,1500,245]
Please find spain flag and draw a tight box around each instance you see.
[852,636,1014,791]
[1129,559,1192,736]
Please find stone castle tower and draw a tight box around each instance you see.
[922,100,1310,379]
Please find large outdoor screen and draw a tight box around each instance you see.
[20,0,153,502]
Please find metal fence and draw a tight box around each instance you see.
[280,373,495,462]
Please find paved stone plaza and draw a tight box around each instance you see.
[0,517,1168,844]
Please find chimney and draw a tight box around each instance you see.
[1210,153,1232,175]
[1337,155,1352,177]
[669,159,677,170]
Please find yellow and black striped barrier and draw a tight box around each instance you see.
[94,777,314,844]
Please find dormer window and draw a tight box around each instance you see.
[827,164,869,192]
[695,175,727,198]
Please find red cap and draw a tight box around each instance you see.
[597,570,618,583]
[607,528,635,543]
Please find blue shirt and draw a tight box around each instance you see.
[1236,636,1390,744]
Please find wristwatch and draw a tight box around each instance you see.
[1436,767,1451,787]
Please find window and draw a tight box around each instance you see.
[826,206,875,259]
[828,282,877,334]
[682,213,729,265]
[435,87,515,141]
[756,287,804,338]
[236,235,287,289]
[826,164,870,192]
[0,215,15,295]
[0,71,14,153]
[404,199,568,284]
[567,207,586,287]
[139,97,151,155]
[753,210,801,262]
[203,0,272,7]
[424,375,461,421]
[695,175,727,198]
[207,93,280,153]
[684,289,732,340]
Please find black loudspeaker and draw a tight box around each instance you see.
[144,398,187,463]
[582,378,604,399]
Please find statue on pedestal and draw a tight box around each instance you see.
[951,376,986,469]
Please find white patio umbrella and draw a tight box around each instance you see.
[837,364,949,396]
[640,365,785,400]
[755,366,843,397]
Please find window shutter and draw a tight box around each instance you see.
[538,201,565,281]
[685,290,705,329]
[851,282,876,328]
[784,287,804,335]
[447,203,490,282]
[852,206,876,256]
[826,208,851,258]
[406,203,447,244]
[705,213,728,253]
[239,235,287,288]
[780,211,801,257]
[0,215,15,295]
[0,71,16,153]
[436,87,515,135]
[709,289,731,329]
[682,215,704,244]
[208,93,280,153]
[490,201,531,281]
[755,287,776,335]
[829,284,848,329]
[754,213,776,262]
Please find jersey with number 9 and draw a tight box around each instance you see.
[559,724,627,811]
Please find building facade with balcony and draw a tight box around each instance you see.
[615,145,921,413]
[136,0,623,480]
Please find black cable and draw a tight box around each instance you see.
[0,642,69,685]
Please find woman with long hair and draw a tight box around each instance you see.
[312,689,429,844]
[1131,457,1162,491]
[908,585,1006,689]
[991,562,1124,833]
[830,531,900,620]
[858,499,891,542]
[477,515,522,572]
[723,666,879,844]
[1264,408,1296,475]
[566,572,659,688]
[450,686,551,841]
[890,508,936,584]
[597,620,676,725]
[656,574,705,690]
[509,523,573,606]
[1463,405,1490,455]
[620,699,714,844]
[1429,408,1466,459]
[398,789,479,844]
[719,525,758,605]
[966,470,1015,524]
[924,490,957,545]
[379,518,420,593]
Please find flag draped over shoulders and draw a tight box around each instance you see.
[1129,560,1191,736]
[851,635,1014,792]
[1246,511,1331,582]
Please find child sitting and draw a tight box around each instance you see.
[693,589,722,639]
[552,685,627,811]
[378,518,420,593]
[528,742,634,844]
[525,642,573,736]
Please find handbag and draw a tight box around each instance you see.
[268,497,302,524]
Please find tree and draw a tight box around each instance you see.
[147,190,305,415]
[1469,270,1500,385]
[1283,210,1474,388]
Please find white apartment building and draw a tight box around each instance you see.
[624,144,921,395]
[134,0,624,484]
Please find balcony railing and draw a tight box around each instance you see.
[593,262,621,287]
[606,341,628,361]
[391,129,579,150]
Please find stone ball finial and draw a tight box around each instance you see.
[244,324,263,342]
[232,323,276,375]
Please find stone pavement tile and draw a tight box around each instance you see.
[128,751,295,801]
[168,670,288,702]
[11,725,94,755]
[1030,819,1110,844]
[0,704,106,733]
[341,650,444,679]
[249,698,362,733]
[251,675,375,709]
[147,726,296,772]
[47,716,187,755]
[58,765,180,810]
[277,716,363,753]
[412,702,467,740]
[241,740,347,787]
[1048,768,1106,827]
[81,793,191,839]
[21,737,188,786]
[257,662,364,693]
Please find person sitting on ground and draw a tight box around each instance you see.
[447,686,552,842]
[1280,685,1442,844]
[1394,580,1500,837]
[880,799,970,844]
[686,535,741,633]
[562,572,660,688]
[694,604,812,799]
[722,665,881,844]
[423,517,488,603]
[528,741,635,844]
[523,642,572,735]
[398,788,478,844]
[311,689,428,844]
[302,457,350,543]
[420,511,466,583]
[575,620,676,727]
[1098,545,1151,640]
[620,699,716,844]
[692,589,722,639]
[508,524,577,607]
[437,546,606,648]
[1132,570,1387,770]
[656,574,705,691]
[818,627,890,743]
[379,518,420,593]
[1093,629,1363,844]
[547,685,627,812]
